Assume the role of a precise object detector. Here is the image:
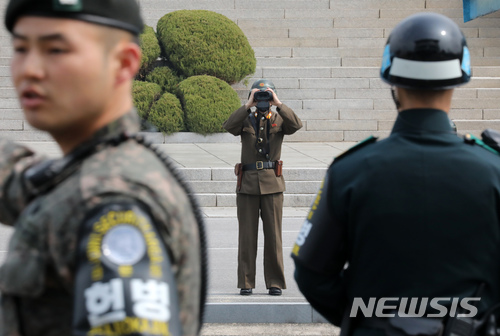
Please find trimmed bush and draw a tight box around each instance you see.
[149,92,185,134]
[132,81,162,119]
[157,10,256,84]
[138,25,161,78]
[146,66,184,94]
[177,75,241,135]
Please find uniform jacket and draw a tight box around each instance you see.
[223,104,302,195]
[293,108,500,327]
[0,111,201,336]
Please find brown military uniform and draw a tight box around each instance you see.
[223,104,302,289]
[0,111,202,336]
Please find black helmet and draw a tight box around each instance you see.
[5,0,144,35]
[380,12,471,90]
[250,79,276,95]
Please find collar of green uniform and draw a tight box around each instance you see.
[391,108,453,135]
[75,108,140,151]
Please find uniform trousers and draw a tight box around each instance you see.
[237,192,287,289]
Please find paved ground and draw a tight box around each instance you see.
[19,140,357,167]
[0,140,352,326]
[200,323,339,336]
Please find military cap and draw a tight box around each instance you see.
[5,0,144,35]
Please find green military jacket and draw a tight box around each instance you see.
[293,109,500,328]
[223,104,303,195]
[0,111,201,336]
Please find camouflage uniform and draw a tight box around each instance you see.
[0,111,202,336]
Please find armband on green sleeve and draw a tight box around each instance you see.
[73,202,182,336]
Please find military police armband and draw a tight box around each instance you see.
[72,203,181,336]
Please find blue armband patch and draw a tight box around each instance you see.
[73,203,181,336]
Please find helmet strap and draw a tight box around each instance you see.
[391,87,401,111]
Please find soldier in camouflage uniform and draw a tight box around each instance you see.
[0,1,206,335]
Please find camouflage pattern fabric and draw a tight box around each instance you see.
[0,111,201,336]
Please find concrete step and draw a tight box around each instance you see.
[252,44,498,62]
[0,108,23,120]
[195,193,316,207]
[204,303,327,324]
[191,181,321,194]
[0,98,19,108]
[265,51,495,67]
[180,167,327,182]
[238,18,334,29]
[201,323,338,335]
[374,97,500,111]
[179,167,323,207]
[239,76,499,92]
[256,57,340,68]
[249,37,337,48]
[0,88,16,98]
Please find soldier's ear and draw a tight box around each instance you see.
[113,40,141,87]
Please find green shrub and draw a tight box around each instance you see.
[177,75,241,135]
[149,92,185,134]
[146,66,184,94]
[132,81,162,119]
[157,10,256,84]
[138,25,161,78]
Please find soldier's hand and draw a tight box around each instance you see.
[245,89,259,110]
[267,88,283,109]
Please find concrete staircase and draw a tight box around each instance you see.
[0,0,499,142]
[180,167,326,207]
[137,0,500,141]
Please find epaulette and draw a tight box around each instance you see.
[331,136,378,165]
[464,133,500,155]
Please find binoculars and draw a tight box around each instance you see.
[254,90,273,112]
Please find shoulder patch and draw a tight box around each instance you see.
[73,202,182,336]
[464,133,500,155]
[333,136,378,164]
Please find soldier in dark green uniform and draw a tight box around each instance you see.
[0,1,206,335]
[292,12,500,336]
[224,80,302,296]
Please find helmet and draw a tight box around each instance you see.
[250,79,276,96]
[380,12,471,90]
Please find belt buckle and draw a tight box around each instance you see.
[256,161,264,170]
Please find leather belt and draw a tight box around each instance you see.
[242,161,275,171]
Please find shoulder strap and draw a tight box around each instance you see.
[464,133,500,155]
[23,135,127,199]
[332,136,378,165]
[129,134,208,331]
